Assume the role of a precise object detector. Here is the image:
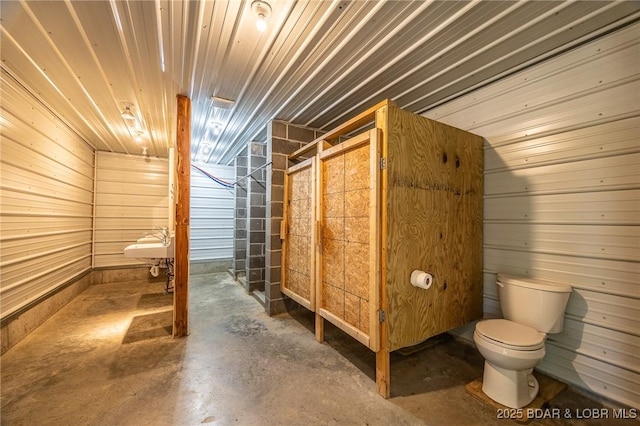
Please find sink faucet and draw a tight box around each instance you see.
[153,226,169,244]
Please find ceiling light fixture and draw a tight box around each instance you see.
[211,96,235,109]
[211,121,223,136]
[133,129,144,143]
[251,0,271,32]
[121,105,135,120]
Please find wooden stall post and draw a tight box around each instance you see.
[173,94,191,338]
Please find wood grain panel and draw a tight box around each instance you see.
[322,238,344,289]
[319,133,375,342]
[322,283,345,318]
[173,94,190,338]
[344,292,360,329]
[282,158,315,309]
[322,155,345,194]
[345,144,370,191]
[385,106,484,351]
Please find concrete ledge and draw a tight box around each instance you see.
[92,266,166,284]
[1,271,93,355]
[190,259,232,275]
[1,266,164,355]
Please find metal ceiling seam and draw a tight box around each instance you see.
[191,1,240,149]
[401,0,606,111]
[307,0,483,130]
[0,21,108,152]
[415,6,640,119]
[201,0,291,158]
[274,2,420,121]
[206,1,241,101]
[0,64,96,153]
[154,0,174,152]
[274,1,392,122]
[200,1,253,160]
[108,0,157,155]
[391,0,564,109]
[64,0,134,154]
[18,0,125,153]
[408,9,637,116]
[425,22,640,125]
[212,1,337,158]
[186,0,207,100]
[217,0,333,127]
[213,0,331,163]
[120,1,168,156]
[218,0,385,163]
[197,1,275,151]
[186,1,215,148]
[214,0,377,163]
[287,0,433,124]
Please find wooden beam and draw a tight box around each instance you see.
[376,104,390,398]
[322,99,391,143]
[173,94,190,338]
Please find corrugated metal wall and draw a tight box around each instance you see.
[190,164,234,261]
[94,152,169,268]
[424,24,639,408]
[0,71,94,319]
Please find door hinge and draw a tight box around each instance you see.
[380,157,387,170]
[378,309,386,322]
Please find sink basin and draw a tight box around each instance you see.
[136,236,163,244]
[124,236,174,261]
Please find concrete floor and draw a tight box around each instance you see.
[0,272,632,426]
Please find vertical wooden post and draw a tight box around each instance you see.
[375,105,390,398]
[173,94,190,337]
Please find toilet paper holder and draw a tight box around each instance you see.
[410,270,433,290]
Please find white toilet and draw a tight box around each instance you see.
[473,274,572,408]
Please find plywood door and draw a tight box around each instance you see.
[317,129,380,351]
[281,157,316,310]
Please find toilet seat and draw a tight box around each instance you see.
[476,319,545,351]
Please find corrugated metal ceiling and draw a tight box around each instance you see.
[1,0,638,164]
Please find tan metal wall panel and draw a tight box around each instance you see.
[94,152,169,267]
[190,165,234,261]
[0,72,94,319]
[485,223,640,262]
[425,24,640,408]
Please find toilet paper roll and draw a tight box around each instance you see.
[411,270,433,290]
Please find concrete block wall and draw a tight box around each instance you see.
[233,153,247,279]
[245,142,267,293]
[265,121,324,315]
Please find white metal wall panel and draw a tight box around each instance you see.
[94,152,169,268]
[190,164,234,261]
[424,24,640,408]
[0,71,94,319]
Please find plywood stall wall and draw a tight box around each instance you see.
[94,152,169,268]
[424,23,640,409]
[0,70,94,322]
[281,100,483,397]
[281,158,315,310]
[384,107,484,352]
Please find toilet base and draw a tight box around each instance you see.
[482,361,539,408]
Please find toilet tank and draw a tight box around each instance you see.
[497,274,572,334]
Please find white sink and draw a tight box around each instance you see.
[124,236,174,261]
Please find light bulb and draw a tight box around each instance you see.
[256,14,267,32]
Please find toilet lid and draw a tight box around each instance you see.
[476,319,545,349]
